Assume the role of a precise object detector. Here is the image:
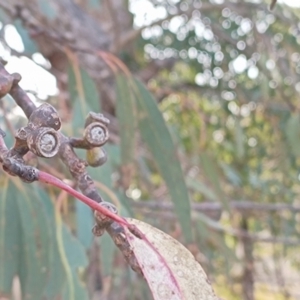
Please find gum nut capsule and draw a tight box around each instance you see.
[84,122,109,147]
[86,147,107,167]
[27,127,60,158]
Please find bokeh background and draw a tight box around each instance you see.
[0,0,300,299]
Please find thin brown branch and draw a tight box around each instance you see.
[130,199,300,215]
[141,210,300,246]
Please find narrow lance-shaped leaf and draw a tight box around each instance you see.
[99,232,116,277]
[0,179,21,296]
[200,153,228,210]
[68,64,100,115]
[61,226,89,300]
[234,117,245,161]
[133,79,193,243]
[285,114,300,157]
[75,201,94,249]
[116,74,136,165]
[186,177,218,202]
[37,185,89,300]
[37,187,66,299]
[13,180,52,300]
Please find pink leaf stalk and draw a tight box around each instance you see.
[38,170,129,227]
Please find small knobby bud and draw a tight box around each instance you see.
[15,127,29,140]
[86,147,107,167]
[92,224,105,237]
[83,122,109,147]
[29,103,61,130]
[94,202,118,228]
[19,165,38,183]
[27,127,60,158]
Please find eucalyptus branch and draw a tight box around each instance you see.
[0,62,142,275]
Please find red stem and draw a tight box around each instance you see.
[38,170,129,227]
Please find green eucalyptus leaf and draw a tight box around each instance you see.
[99,232,115,277]
[68,65,100,114]
[37,187,66,299]
[14,20,39,55]
[37,187,89,299]
[200,153,228,209]
[133,79,193,243]
[61,227,89,300]
[68,64,99,139]
[186,177,218,202]
[75,201,94,249]
[234,118,245,161]
[285,114,300,157]
[116,75,136,165]
[13,181,51,300]
[0,179,22,297]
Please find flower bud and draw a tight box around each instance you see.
[86,147,107,167]
[29,103,61,130]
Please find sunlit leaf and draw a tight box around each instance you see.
[125,218,218,300]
